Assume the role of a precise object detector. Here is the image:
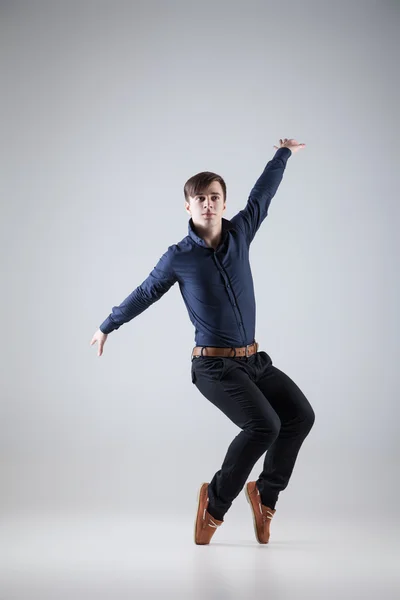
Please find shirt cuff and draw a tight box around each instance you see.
[99,317,116,334]
[274,146,292,164]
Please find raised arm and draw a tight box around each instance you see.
[99,246,177,334]
[230,138,305,245]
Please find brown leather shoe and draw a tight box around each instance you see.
[245,481,276,544]
[194,482,224,545]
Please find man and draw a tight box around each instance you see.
[90,137,315,546]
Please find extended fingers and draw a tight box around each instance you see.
[89,336,103,355]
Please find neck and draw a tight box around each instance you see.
[193,219,223,249]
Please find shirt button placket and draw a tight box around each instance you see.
[214,254,246,345]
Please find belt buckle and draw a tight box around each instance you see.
[245,343,251,358]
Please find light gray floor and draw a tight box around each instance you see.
[1,508,399,600]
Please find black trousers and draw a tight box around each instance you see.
[191,350,315,521]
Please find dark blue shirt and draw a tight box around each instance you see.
[99,147,292,347]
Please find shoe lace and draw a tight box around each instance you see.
[204,499,221,528]
[256,488,274,524]
[259,502,274,524]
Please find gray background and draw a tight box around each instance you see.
[1,2,399,590]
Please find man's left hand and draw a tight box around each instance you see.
[273,138,306,154]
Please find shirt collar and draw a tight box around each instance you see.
[188,217,235,248]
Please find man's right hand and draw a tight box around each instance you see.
[90,329,108,356]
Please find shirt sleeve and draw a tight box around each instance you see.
[99,246,177,334]
[230,147,292,244]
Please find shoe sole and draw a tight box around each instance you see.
[244,483,263,544]
[194,482,209,544]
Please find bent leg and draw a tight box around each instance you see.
[255,363,316,509]
[192,358,282,520]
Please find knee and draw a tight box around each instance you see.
[249,415,281,444]
[302,405,315,433]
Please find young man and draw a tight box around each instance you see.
[90,138,315,546]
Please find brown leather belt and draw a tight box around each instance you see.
[191,341,259,359]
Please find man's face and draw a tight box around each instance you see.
[185,181,226,225]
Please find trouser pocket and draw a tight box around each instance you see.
[191,362,197,384]
[191,357,226,384]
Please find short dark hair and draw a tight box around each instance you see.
[184,171,227,203]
